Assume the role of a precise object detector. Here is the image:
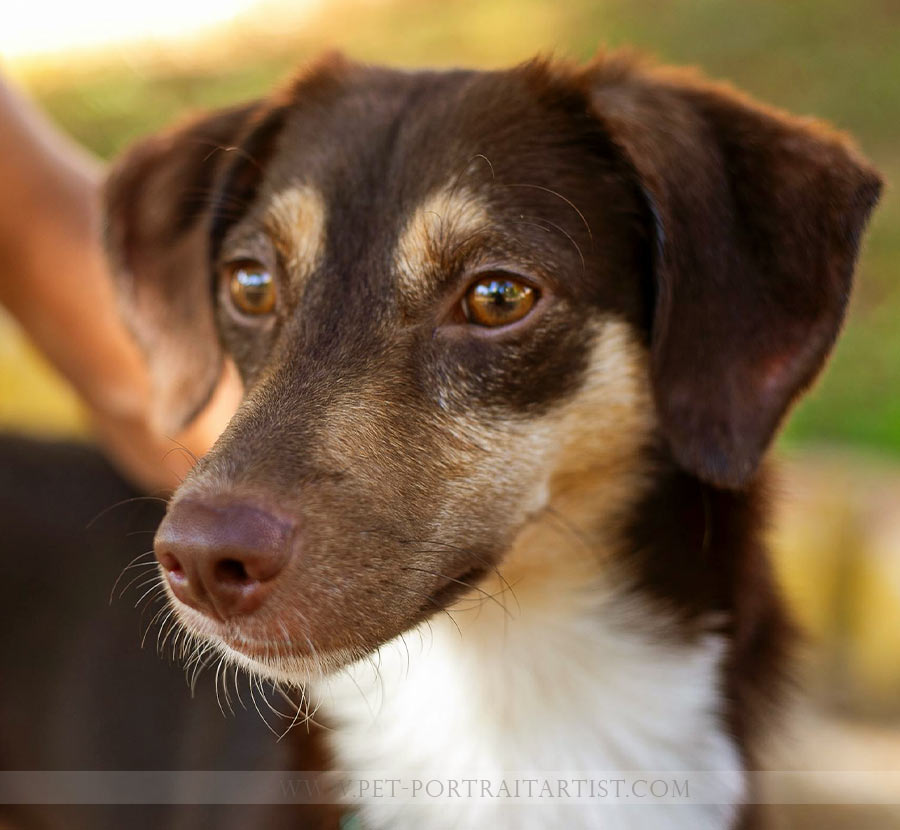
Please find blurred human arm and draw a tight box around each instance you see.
[0,75,241,492]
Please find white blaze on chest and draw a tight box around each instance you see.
[314,563,745,830]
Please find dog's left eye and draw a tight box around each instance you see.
[462,276,537,327]
[226,260,276,316]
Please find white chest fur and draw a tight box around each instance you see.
[314,564,746,830]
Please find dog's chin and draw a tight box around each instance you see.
[164,595,356,687]
[213,638,347,687]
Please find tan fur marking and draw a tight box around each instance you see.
[394,186,490,302]
[450,318,657,602]
[264,184,327,286]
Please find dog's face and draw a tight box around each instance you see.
[105,53,879,681]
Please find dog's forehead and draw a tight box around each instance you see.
[241,63,597,292]
[260,67,492,209]
[264,64,526,192]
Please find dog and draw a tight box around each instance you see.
[98,51,881,829]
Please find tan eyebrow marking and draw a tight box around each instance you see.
[394,186,490,302]
[264,184,327,287]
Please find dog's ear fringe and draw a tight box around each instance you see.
[579,49,882,489]
[584,47,881,168]
[103,101,264,436]
[101,51,360,438]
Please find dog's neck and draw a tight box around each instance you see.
[315,470,749,830]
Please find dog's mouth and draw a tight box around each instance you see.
[162,558,493,680]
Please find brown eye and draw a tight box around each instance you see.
[463,276,537,327]
[226,261,276,316]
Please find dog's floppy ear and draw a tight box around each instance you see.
[103,101,265,434]
[586,56,881,488]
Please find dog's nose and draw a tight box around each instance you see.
[155,499,294,619]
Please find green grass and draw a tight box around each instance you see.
[7,0,900,454]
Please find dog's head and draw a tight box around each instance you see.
[104,53,879,680]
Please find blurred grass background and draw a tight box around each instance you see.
[1,0,899,808]
[3,0,899,451]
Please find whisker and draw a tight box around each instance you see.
[396,537,520,615]
[188,645,215,695]
[87,495,168,530]
[154,608,177,652]
[128,573,163,598]
[116,563,161,600]
[139,602,169,648]
[512,217,585,275]
[502,182,593,243]
[276,686,306,741]
[213,656,227,717]
[401,565,513,618]
[540,504,595,553]
[471,153,495,181]
[134,577,166,609]
[233,663,247,711]
[109,549,156,603]
[391,583,463,639]
[160,436,201,466]
[193,138,265,172]
[249,677,281,738]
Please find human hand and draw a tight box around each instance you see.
[0,75,241,492]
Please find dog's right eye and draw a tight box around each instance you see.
[462,276,537,328]
[225,260,276,316]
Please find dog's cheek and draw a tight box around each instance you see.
[425,302,596,418]
[545,318,657,504]
[436,317,656,547]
